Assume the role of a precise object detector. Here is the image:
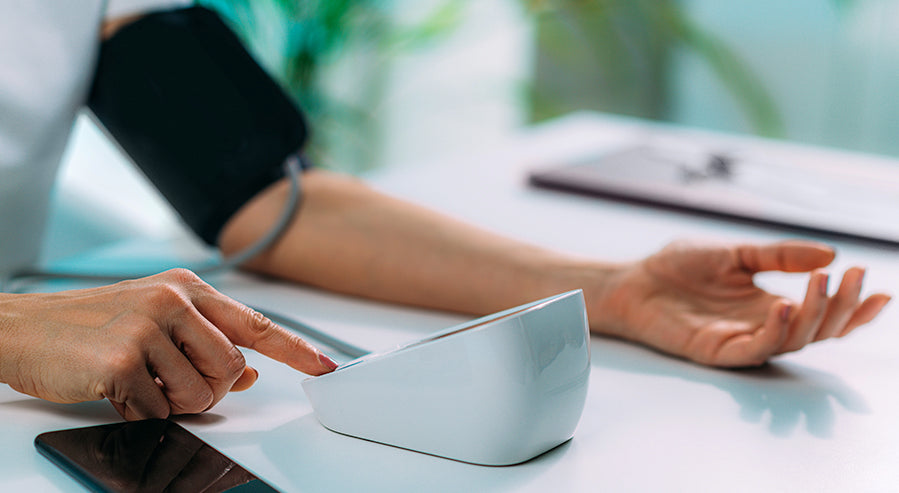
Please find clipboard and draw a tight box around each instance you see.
[529,145,899,246]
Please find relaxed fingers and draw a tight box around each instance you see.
[736,241,835,274]
[778,270,830,353]
[814,267,865,341]
[715,300,793,367]
[838,293,892,337]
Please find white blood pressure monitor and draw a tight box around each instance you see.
[302,290,591,465]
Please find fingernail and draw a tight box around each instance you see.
[780,303,793,322]
[857,268,866,289]
[819,273,829,296]
[318,352,339,371]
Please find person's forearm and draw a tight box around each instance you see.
[219,170,620,317]
[217,170,892,367]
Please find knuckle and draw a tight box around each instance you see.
[101,317,161,369]
[223,346,247,381]
[101,345,146,381]
[181,385,215,414]
[162,268,203,285]
[282,333,311,355]
[145,283,188,310]
[129,318,166,346]
[241,306,278,339]
[160,268,223,303]
[199,390,215,410]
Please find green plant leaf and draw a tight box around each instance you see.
[385,0,466,50]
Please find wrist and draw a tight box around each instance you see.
[537,256,631,336]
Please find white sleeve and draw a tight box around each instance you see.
[0,1,105,275]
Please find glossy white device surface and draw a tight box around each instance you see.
[301,290,591,466]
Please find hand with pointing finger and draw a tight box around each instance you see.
[0,268,337,420]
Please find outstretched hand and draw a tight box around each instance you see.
[590,240,891,367]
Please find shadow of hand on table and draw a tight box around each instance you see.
[593,338,870,438]
[716,363,869,437]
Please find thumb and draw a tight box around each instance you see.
[735,241,835,273]
[229,366,259,392]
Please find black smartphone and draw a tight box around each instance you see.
[35,419,280,492]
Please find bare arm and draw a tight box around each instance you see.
[220,170,890,368]
[219,169,618,317]
[101,15,142,39]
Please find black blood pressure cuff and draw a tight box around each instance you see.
[89,6,309,245]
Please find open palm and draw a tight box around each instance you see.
[591,240,890,367]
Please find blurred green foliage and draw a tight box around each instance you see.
[524,0,853,137]
[199,0,463,170]
[201,1,855,164]
[524,0,785,137]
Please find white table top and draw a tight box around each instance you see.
[6,112,899,492]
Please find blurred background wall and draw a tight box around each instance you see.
[45,0,898,261]
[189,0,899,171]
[667,0,898,158]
